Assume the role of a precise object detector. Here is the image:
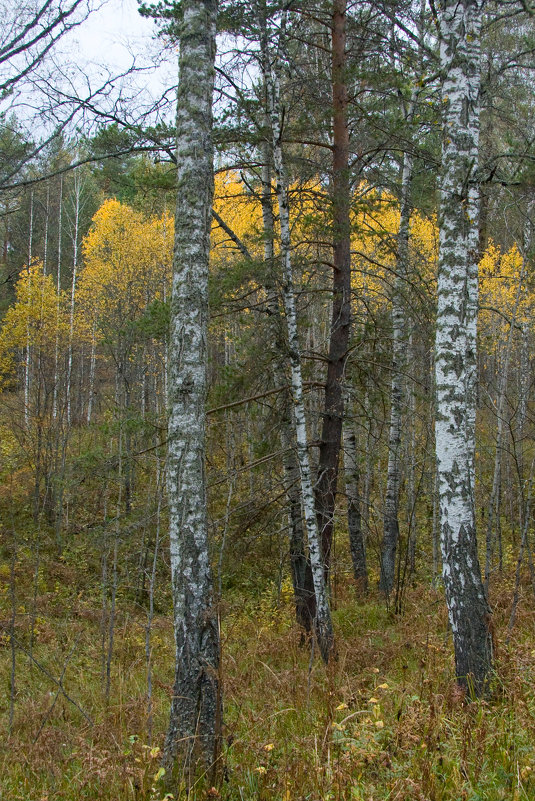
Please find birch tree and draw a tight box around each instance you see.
[435,0,492,695]
[343,406,368,592]
[259,152,315,632]
[262,8,334,662]
[379,128,413,597]
[163,0,221,776]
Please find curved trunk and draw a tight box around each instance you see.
[264,26,334,661]
[260,151,314,632]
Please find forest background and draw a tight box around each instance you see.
[2,0,535,799]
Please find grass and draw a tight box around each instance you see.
[1,533,535,801]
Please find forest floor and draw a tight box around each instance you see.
[1,536,535,801]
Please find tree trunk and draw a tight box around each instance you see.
[407,333,417,576]
[66,167,82,427]
[314,0,352,575]
[435,0,492,696]
[260,150,315,633]
[380,121,413,596]
[264,17,334,662]
[53,175,63,422]
[163,0,221,778]
[87,322,97,424]
[343,412,367,592]
[485,260,526,588]
[24,190,34,430]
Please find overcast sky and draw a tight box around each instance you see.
[7,0,179,136]
[73,0,167,74]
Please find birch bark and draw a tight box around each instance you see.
[435,0,492,695]
[343,409,367,592]
[24,190,34,429]
[263,17,334,662]
[380,110,414,596]
[53,175,63,422]
[484,262,526,587]
[66,168,82,427]
[260,150,314,632]
[163,0,221,775]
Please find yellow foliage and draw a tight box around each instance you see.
[78,199,173,342]
[212,172,263,260]
[0,263,68,385]
[210,176,441,330]
[350,190,438,314]
[479,241,531,333]
[0,423,20,472]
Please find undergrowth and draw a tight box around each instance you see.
[1,534,535,801]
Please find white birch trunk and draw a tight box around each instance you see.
[163,0,221,775]
[406,333,417,575]
[87,322,97,424]
[484,261,526,586]
[343,409,367,592]
[265,50,334,662]
[435,0,492,695]
[66,168,82,427]
[43,183,50,276]
[260,146,314,632]
[24,190,34,429]
[363,384,374,541]
[380,119,414,595]
[53,176,63,422]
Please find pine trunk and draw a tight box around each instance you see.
[314,0,352,574]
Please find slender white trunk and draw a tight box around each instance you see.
[362,384,374,542]
[24,191,34,429]
[265,43,334,662]
[380,116,414,595]
[343,407,367,592]
[53,176,63,421]
[87,322,97,424]
[66,168,82,427]
[43,183,50,276]
[260,147,314,631]
[406,339,417,575]
[485,260,526,586]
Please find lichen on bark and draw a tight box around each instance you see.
[163,0,221,780]
[435,0,492,696]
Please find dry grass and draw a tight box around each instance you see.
[1,537,535,801]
